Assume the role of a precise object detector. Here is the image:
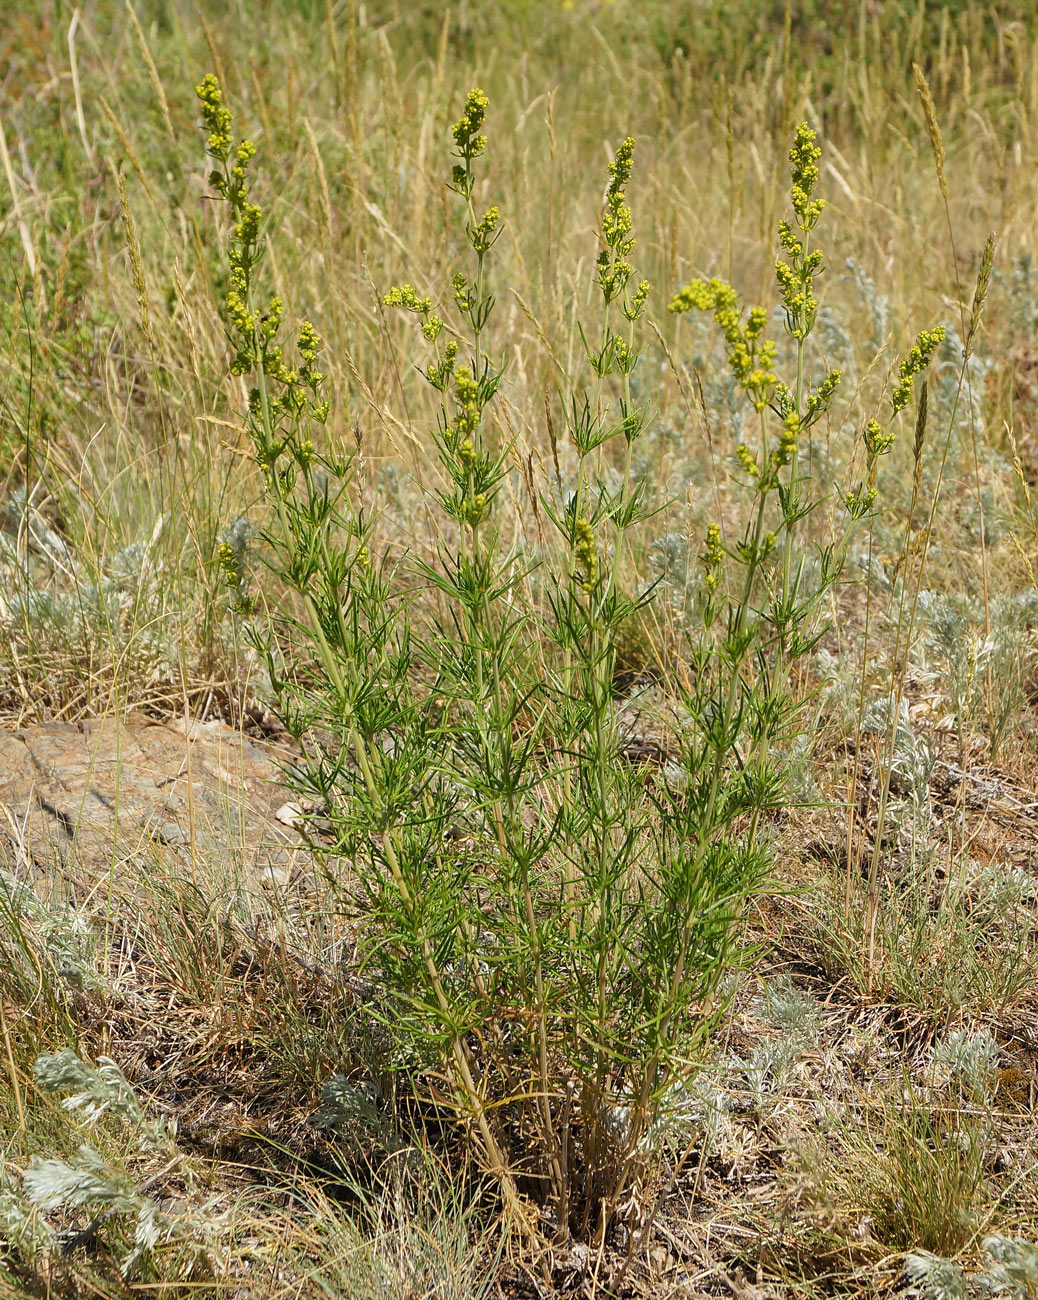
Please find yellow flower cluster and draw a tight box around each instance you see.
[451,87,489,194]
[789,122,825,229]
[804,369,842,425]
[669,278,778,412]
[623,278,651,323]
[773,124,827,339]
[772,412,799,469]
[702,521,724,593]
[452,88,489,157]
[217,540,241,588]
[775,252,818,340]
[736,444,759,478]
[598,136,637,305]
[425,340,459,393]
[383,283,432,314]
[196,73,232,161]
[471,206,500,254]
[298,321,322,370]
[452,366,480,441]
[891,326,945,414]
[863,417,894,456]
[845,484,877,515]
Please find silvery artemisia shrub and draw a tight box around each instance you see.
[933,1029,999,1102]
[906,1235,1038,1300]
[0,871,104,993]
[7,1051,216,1278]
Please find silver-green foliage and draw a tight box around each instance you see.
[4,1051,216,1279]
[907,1236,1038,1300]
[34,1048,171,1149]
[0,871,104,994]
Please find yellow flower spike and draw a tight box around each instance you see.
[736,444,760,478]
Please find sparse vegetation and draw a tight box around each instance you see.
[3,2,1038,1296]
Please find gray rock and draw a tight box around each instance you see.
[0,715,305,879]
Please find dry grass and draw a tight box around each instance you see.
[3,1,1038,1296]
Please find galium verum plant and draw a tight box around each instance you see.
[195,79,941,1261]
[195,75,766,1254]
